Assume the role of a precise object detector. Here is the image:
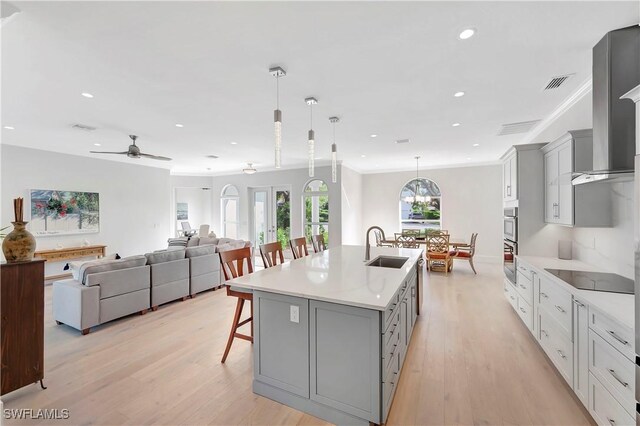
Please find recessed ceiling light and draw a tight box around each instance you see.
[452,123,461,127]
[81,92,94,98]
[458,28,476,40]
[175,124,184,128]
[94,143,101,147]
[466,157,472,160]
[454,91,465,97]
[361,155,366,158]
[230,142,238,145]
[370,134,377,138]
[3,126,15,130]
[473,143,480,147]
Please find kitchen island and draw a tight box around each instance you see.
[228,245,424,425]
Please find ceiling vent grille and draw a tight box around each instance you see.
[71,123,97,132]
[497,120,541,136]
[396,139,410,144]
[543,74,573,90]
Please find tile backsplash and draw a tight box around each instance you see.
[571,181,634,279]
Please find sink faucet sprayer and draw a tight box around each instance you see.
[365,226,386,262]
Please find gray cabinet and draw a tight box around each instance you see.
[502,152,518,202]
[542,130,611,227]
[309,300,381,422]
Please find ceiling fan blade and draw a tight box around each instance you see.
[89,151,128,155]
[138,152,172,161]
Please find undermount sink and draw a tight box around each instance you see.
[366,256,409,269]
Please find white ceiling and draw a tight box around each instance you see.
[2,1,638,175]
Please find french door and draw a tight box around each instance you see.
[250,186,291,253]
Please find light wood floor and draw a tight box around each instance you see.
[2,262,593,425]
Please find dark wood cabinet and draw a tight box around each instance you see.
[1,260,46,395]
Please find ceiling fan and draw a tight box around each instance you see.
[90,135,172,161]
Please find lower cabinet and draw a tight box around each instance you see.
[572,297,589,407]
[539,307,574,386]
[588,372,635,426]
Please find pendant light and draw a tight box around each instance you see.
[305,97,318,177]
[403,156,425,203]
[269,66,286,169]
[329,116,340,183]
[243,163,257,175]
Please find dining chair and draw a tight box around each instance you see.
[450,233,478,274]
[311,234,326,253]
[374,230,394,247]
[198,224,210,236]
[259,241,285,268]
[219,246,254,363]
[426,234,452,274]
[290,237,309,259]
[396,235,419,248]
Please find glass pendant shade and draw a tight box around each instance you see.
[308,129,315,177]
[274,109,282,169]
[331,143,337,183]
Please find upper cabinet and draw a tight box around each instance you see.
[542,130,611,227]
[503,153,518,202]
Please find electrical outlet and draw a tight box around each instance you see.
[290,305,299,323]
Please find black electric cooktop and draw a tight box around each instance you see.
[544,269,634,295]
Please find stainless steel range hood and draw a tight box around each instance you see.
[573,25,640,185]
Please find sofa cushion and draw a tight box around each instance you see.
[68,254,119,280]
[168,237,188,248]
[186,237,200,247]
[80,255,148,285]
[145,249,186,265]
[185,244,216,258]
[198,236,219,246]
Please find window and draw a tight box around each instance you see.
[221,184,239,239]
[399,178,441,232]
[303,179,329,246]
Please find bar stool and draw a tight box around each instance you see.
[311,234,326,253]
[219,246,254,363]
[289,237,309,259]
[259,241,285,268]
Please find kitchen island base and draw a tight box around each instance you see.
[251,261,419,425]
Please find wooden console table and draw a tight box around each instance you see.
[34,245,106,280]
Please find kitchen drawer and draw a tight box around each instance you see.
[382,312,401,370]
[516,296,534,333]
[516,260,534,281]
[539,308,573,386]
[504,279,518,311]
[516,271,533,306]
[589,329,635,416]
[589,307,635,363]
[382,348,400,422]
[383,293,401,332]
[589,373,635,426]
[539,275,572,339]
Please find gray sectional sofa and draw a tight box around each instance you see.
[52,237,252,335]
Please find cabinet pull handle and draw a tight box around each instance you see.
[541,329,549,337]
[607,330,628,346]
[519,307,526,314]
[573,299,585,307]
[510,296,515,301]
[540,292,548,299]
[557,349,566,359]
[607,418,615,426]
[555,305,565,313]
[519,285,526,289]
[607,369,629,387]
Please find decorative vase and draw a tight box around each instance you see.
[2,221,36,263]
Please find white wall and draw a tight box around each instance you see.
[209,165,342,247]
[174,187,213,234]
[361,164,503,262]
[1,145,172,276]
[341,166,363,245]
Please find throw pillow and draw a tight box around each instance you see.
[168,237,188,248]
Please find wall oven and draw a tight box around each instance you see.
[504,207,518,242]
[503,239,517,285]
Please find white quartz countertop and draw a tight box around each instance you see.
[228,245,423,311]
[517,255,635,330]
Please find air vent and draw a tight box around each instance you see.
[543,74,574,90]
[396,139,410,144]
[71,124,97,132]
[497,120,541,136]
[206,155,219,159]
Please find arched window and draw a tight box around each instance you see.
[303,179,329,246]
[221,184,239,239]
[399,178,441,232]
